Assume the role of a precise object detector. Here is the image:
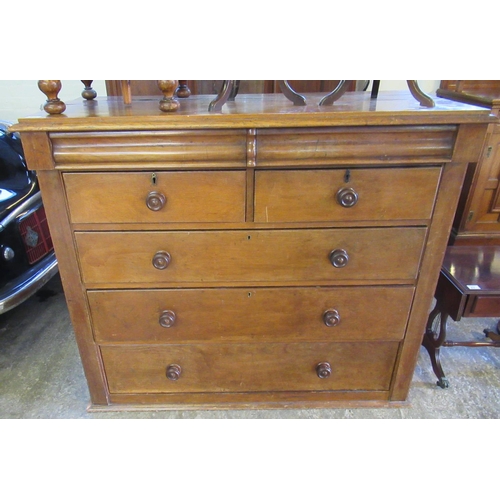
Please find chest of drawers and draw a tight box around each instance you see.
[13,91,492,409]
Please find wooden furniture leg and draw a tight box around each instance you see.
[278,81,307,106]
[371,80,381,99]
[319,80,355,106]
[407,80,435,107]
[229,80,240,101]
[121,80,132,105]
[209,80,236,112]
[484,320,500,341]
[422,303,450,388]
[38,80,66,115]
[81,80,97,100]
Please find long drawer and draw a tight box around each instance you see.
[88,286,415,343]
[254,167,441,223]
[100,341,399,394]
[76,227,427,285]
[64,171,246,224]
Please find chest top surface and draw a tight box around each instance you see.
[11,91,494,133]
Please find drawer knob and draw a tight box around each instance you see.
[329,249,349,268]
[159,310,176,328]
[166,364,182,381]
[323,309,341,327]
[146,191,167,211]
[152,251,171,270]
[336,187,358,208]
[316,362,332,379]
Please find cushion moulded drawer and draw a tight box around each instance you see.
[100,341,400,394]
[88,286,415,343]
[75,227,427,285]
[64,171,246,224]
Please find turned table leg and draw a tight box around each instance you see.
[38,80,66,115]
[422,303,450,388]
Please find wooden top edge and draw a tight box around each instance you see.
[11,91,495,132]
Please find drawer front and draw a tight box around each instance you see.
[101,341,399,394]
[254,167,441,223]
[256,126,456,166]
[64,171,246,224]
[76,227,426,285]
[467,295,500,317]
[89,286,415,343]
[51,130,247,168]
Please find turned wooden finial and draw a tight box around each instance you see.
[81,80,97,100]
[38,80,66,114]
[158,80,180,112]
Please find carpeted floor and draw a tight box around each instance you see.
[1,274,499,419]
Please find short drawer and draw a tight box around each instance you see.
[254,167,441,223]
[64,171,246,224]
[89,286,415,343]
[256,126,456,166]
[76,227,426,285]
[100,341,399,394]
[466,295,500,317]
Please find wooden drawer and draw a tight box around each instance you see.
[256,126,456,166]
[466,295,500,317]
[64,171,246,224]
[100,341,399,394]
[76,227,426,285]
[254,167,441,223]
[51,130,248,168]
[89,286,415,343]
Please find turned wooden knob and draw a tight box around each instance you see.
[329,249,349,268]
[323,309,341,327]
[316,362,332,379]
[159,310,176,328]
[152,251,171,270]
[166,364,182,381]
[336,187,358,207]
[146,191,166,211]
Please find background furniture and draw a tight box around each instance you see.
[438,81,500,245]
[12,91,491,410]
[423,245,500,388]
[104,80,357,97]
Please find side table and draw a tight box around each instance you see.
[423,245,500,388]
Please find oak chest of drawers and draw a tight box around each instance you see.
[13,91,492,409]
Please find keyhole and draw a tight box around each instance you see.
[152,173,157,185]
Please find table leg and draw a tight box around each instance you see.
[484,319,500,342]
[209,80,235,112]
[422,303,450,388]
[318,80,354,106]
